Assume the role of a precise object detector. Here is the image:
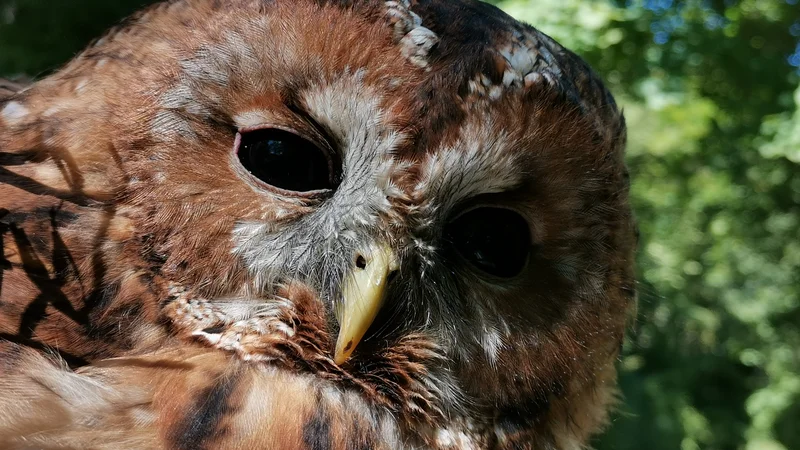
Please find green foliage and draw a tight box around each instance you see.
[0,0,148,77]
[1,0,799,448]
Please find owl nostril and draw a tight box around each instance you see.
[353,253,399,280]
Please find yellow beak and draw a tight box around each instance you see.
[334,242,399,365]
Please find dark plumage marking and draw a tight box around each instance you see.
[303,398,333,450]
[0,166,96,207]
[171,372,239,450]
[496,390,552,431]
[345,417,376,450]
[347,438,374,450]
[0,204,107,349]
[8,222,88,338]
[48,206,80,283]
[201,325,225,334]
[0,208,9,300]
[0,149,41,166]
[81,206,114,318]
[0,333,89,367]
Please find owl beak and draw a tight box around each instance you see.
[334,242,399,365]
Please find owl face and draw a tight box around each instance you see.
[0,0,635,447]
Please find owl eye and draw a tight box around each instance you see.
[236,128,333,192]
[445,207,531,278]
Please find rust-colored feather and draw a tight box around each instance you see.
[0,0,636,448]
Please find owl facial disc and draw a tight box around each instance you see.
[334,242,399,364]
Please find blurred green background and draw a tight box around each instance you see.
[1,0,798,448]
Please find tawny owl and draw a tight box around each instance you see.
[0,0,636,448]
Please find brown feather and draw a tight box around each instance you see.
[0,0,636,448]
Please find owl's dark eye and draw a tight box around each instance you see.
[445,207,531,278]
[236,128,333,192]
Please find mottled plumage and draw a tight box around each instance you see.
[0,0,636,448]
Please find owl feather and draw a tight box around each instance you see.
[0,0,636,448]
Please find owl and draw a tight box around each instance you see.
[0,0,636,448]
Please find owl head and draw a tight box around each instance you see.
[0,0,636,447]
